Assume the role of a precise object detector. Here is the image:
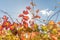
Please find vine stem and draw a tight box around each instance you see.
[48,10,60,23]
[30,0,46,24]
[47,6,57,23]
[55,12,59,22]
[0,9,14,23]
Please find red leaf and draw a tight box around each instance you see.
[26,6,31,10]
[50,35,57,40]
[10,25,15,30]
[23,10,29,15]
[18,14,24,17]
[23,16,29,21]
[2,15,8,21]
[23,21,28,28]
[2,21,11,28]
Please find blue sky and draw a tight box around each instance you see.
[0,0,60,22]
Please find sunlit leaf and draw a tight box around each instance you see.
[23,16,29,21]
[13,22,18,27]
[51,29,58,34]
[41,26,48,32]
[49,20,55,25]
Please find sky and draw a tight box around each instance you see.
[0,0,60,23]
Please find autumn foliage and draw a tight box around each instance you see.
[0,1,60,40]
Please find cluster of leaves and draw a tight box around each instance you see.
[0,12,60,40]
[0,1,60,40]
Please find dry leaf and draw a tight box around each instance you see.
[36,9,40,13]
[26,6,31,10]
[34,15,41,18]
[30,2,36,6]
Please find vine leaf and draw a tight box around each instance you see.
[26,6,31,10]
[36,9,40,13]
[23,10,29,14]
[30,2,36,6]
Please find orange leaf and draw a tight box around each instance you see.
[23,21,28,28]
[0,31,2,35]
[50,34,57,40]
[49,20,55,25]
[13,22,18,27]
[23,16,29,21]
[10,25,15,30]
[2,21,11,28]
[31,32,36,38]
[0,25,3,31]
[21,36,25,40]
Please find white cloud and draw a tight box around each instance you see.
[40,9,54,16]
